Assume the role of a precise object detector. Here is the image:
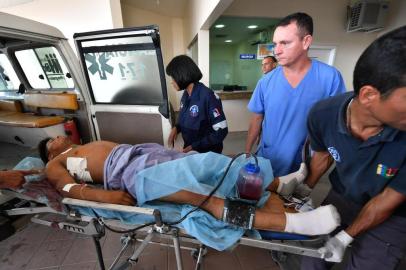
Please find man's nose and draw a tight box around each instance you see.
[273,44,282,55]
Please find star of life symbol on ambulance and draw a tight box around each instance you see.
[85,53,114,80]
[189,105,199,117]
[327,146,341,162]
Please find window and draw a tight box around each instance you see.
[15,47,74,89]
[0,54,20,91]
[79,36,164,105]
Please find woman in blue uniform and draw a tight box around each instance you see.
[166,55,228,153]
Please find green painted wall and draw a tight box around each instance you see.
[210,41,263,90]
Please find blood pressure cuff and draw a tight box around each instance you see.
[222,198,256,230]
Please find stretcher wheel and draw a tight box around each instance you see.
[191,246,207,260]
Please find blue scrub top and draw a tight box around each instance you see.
[308,92,406,216]
[177,82,228,153]
[248,60,346,176]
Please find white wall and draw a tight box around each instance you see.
[381,0,406,35]
[0,0,118,48]
[109,0,123,28]
[121,4,186,108]
[223,0,382,91]
[223,99,250,131]
[183,0,234,89]
[184,0,221,43]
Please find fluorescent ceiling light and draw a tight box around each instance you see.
[247,25,258,29]
[225,40,232,43]
[215,24,225,28]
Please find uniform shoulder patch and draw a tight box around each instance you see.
[327,146,341,162]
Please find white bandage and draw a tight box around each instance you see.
[284,204,341,235]
[277,163,307,196]
[62,183,80,192]
[67,157,93,183]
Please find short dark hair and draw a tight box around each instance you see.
[38,137,51,163]
[353,26,406,97]
[276,12,313,38]
[166,55,202,89]
[264,55,277,63]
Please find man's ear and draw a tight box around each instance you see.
[303,35,312,50]
[358,85,380,105]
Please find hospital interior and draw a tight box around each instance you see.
[0,0,405,269]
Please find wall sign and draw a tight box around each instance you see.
[257,44,275,59]
[239,54,256,60]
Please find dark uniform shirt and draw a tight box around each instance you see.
[176,82,228,153]
[307,92,406,217]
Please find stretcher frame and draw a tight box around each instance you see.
[1,189,327,270]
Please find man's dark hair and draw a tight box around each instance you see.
[264,55,277,63]
[276,12,313,38]
[38,137,51,163]
[166,55,202,89]
[353,26,406,97]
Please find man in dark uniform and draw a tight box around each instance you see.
[166,55,228,153]
[300,26,406,269]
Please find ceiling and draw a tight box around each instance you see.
[210,16,280,45]
[122,0,188,17]
[121,2,280,46]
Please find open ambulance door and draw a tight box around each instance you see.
[74,25,171,146]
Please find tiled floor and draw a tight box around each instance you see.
[0,222,280,270]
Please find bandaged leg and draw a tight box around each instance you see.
[284,205,340,235]
[161,190,339,234]
[277,163,307,196]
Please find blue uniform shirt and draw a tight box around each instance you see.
[248,60,345,176]
[308,92,406,216]
[177,82,228,153]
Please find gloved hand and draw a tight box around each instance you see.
[293,183,313,199]
[277,163,308,196]
[319,230,353,263]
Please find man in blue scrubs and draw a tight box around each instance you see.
[246,12,346,180]
[301,26,406,269]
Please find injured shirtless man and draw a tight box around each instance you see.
[39,136,340,236]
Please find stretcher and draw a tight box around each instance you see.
[1,186,328,270]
